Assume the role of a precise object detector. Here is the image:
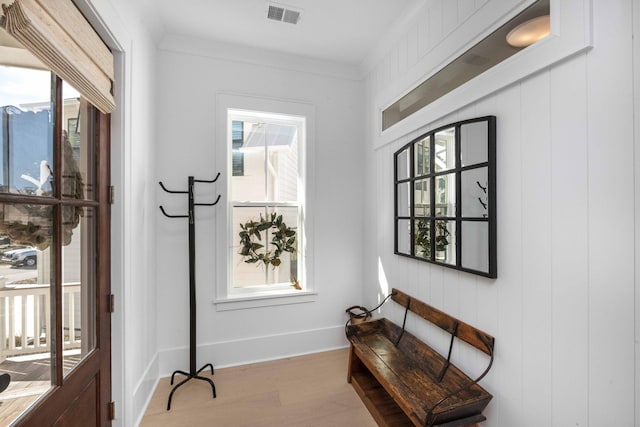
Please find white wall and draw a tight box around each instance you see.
[81,0,640,425]
[79,1,159,426]
[154,35,364,373]
[634,0,640,424]
[363,0,636,426]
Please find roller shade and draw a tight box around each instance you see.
[1,0,115,113]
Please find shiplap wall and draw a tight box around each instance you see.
[363,0,636,426]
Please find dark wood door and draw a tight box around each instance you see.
[0,74,111,426]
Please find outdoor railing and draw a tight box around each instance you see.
[0,283,81,361]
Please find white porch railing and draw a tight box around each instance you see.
[0,283,81,361]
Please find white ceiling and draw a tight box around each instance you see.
[131,0,419,65]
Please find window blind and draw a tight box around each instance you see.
[1,0,115,113]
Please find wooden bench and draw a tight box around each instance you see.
[346,288,495,427]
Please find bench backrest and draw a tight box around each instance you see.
[391,288,494,356]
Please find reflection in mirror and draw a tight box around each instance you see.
[396,148,410,180]
[414,219,430,258]
[413,179,430,216]
[397,219,411,255]
[461,221,489,273]
[460,122,488,166]
[397,182,410,217]
[414,137,430,176]
[434,127,455,172]
[461,167,489,218]
[436,220,456,265]
[435,173,455,217]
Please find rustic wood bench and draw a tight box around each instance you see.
[346,288,495,427]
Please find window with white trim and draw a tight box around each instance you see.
[228,109,305,295]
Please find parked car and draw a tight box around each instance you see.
[0,245,28,258]
[2,247,37,267]
[1,247,24,263]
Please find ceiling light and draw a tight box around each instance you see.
[506,15,550,47]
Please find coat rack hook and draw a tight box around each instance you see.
[194,172,221,184]
[159,205,188,219]
[195,194,221,207]
[159,181,188,194]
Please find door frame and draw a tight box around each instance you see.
[70,2,127,424]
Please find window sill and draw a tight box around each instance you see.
[213,290,317,311]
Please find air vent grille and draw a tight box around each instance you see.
[267,5,284,21]
[267,3,302,24]
[282,9,300,24]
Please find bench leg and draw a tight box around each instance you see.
[347,344,354,383]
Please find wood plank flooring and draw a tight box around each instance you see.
[141,348,378,427]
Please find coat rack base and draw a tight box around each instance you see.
[167,363,216,410]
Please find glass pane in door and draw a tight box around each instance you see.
[0,66,54,196]
[0,203,53,425]
[61,206,96,377]
[61,83,95,201]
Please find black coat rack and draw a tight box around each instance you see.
[159,175,221,410]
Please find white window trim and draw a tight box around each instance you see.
[214,93,316,311]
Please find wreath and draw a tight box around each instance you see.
[238,212,296,267]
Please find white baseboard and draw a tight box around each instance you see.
[131,352,159,427]
[158,325,349,377]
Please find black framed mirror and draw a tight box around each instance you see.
[394,116,496,278]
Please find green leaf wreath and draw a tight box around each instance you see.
[238,212,297,267]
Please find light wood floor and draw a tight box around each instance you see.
[141,348,377,427]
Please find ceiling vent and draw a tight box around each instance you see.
[267,3,302,25]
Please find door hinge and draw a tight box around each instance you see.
[109,185,115,204]
[108,294,115,313]
[108,401,116,420]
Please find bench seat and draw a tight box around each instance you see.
[347,289,494,427]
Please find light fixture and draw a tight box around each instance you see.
[506,15,550,47]
[382,0,550,131]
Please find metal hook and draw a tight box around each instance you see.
[159,181,188,194]
[478,197,487,210]
[194,173,221,184]
[194,194,221,207]
[159,205,188,218]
